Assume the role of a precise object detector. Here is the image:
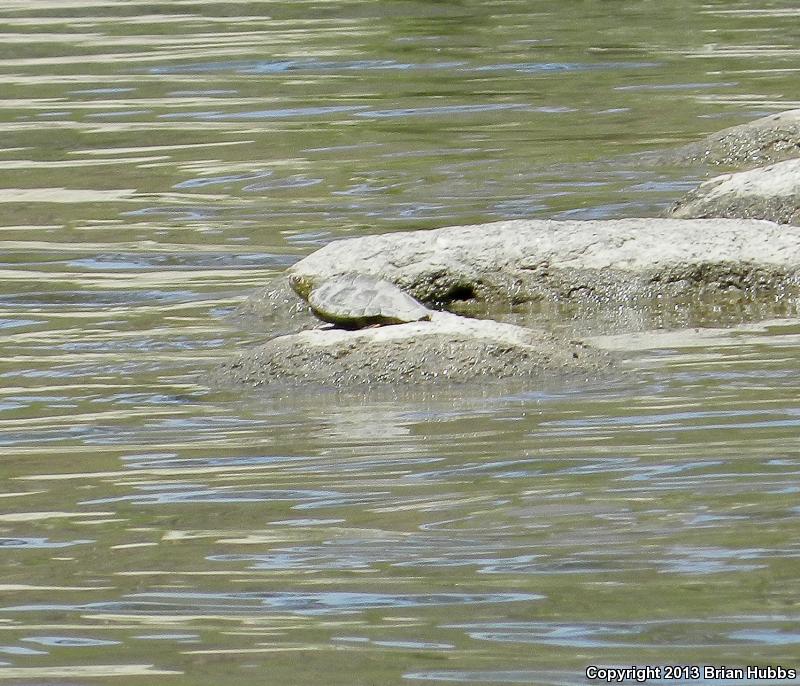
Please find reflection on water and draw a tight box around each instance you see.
[1,0,799,684]
[1,333,798,683]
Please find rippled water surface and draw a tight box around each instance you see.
[1,1,799,684]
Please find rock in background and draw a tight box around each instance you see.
[670,158,800,226]
[664,109,800,167]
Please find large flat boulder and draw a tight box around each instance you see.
[665,109,800,166]
[223,311,609,386]
[286,219,800,327]
[670,158,800,226]
[228,217,800,388]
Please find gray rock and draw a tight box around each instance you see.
[670,158,800,226]
[222,311,609,386]
[305,273,431,328]
[229,216,800,387]
[665,109,800,166]
[284,218,800,329]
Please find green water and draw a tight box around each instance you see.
[0,1,799,684]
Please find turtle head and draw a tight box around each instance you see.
[287,273,315,300]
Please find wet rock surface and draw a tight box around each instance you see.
[230,275,317,335]
[663,109,800,167]
[223,311,609,386]
[669,158,800,226]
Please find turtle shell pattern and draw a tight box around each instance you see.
[307,273,431,328]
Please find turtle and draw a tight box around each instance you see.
[305,273,431,329]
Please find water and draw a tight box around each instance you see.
[0,1,799,683]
